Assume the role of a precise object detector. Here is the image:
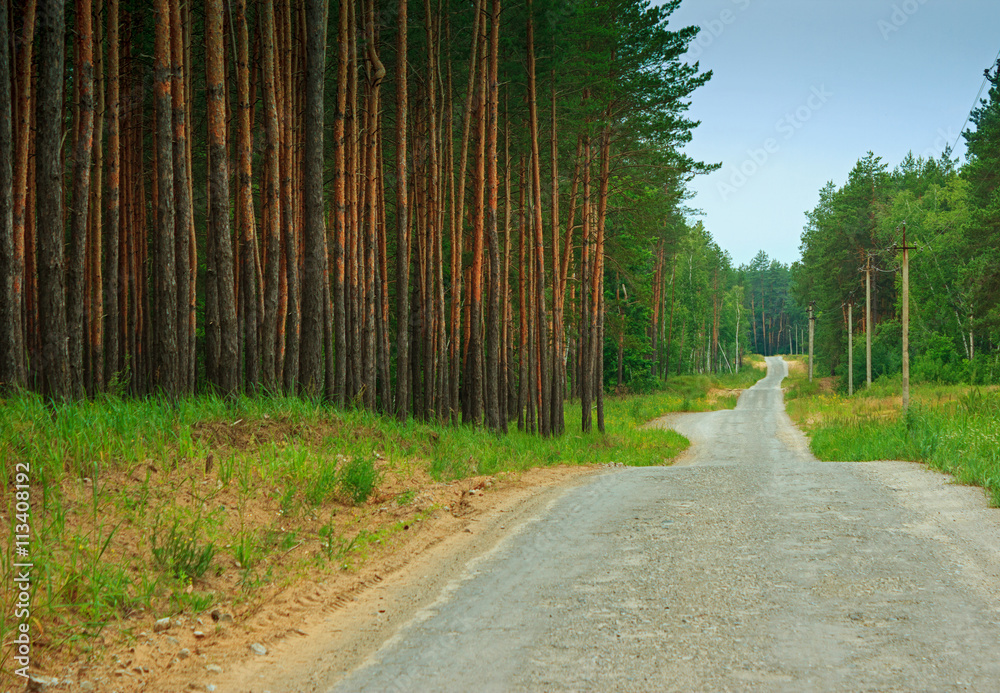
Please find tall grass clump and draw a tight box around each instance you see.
[785,362,1000,507]
[339,456,382,505]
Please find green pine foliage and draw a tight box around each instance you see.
[792,59,1000,386]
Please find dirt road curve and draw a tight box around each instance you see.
[285,357,1000,691]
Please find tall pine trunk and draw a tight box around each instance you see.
[394,0,410,418]
[453,0,482,423]
[517,157,527,430]
[0,0,14,389]
[363,0,385,409]
[300,0,328,398]
[332,0,349,403]
[423,0,439,419]
[580,137,591,431]
[347,0,362,400]
[169,0,193,393]
[526,0,550,436]
[281,0,299,395]
[37,0,69,399]
[235,0,258,390]
[88,1,104,394]
[484,0,502,430]
[152,0,178,396]
[261,0,281,391]
[549,72,563,433]
[67,0,94,398]
[466,6,487,425]
[11,0,36,388]
[594,124,610,433]
[206,0,238,395]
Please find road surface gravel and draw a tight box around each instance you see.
[316,356,1000,691]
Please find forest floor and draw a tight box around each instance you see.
[1,368,763,692]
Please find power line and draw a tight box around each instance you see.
[950,46,1000,155]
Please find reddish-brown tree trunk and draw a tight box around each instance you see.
[261,0,281,391]
[362,0,384,409]
[594,125,610,432]
[423,0,439,419]
[235,0,258,390]
[281,0,299,395]
[169,0,193,393]
[526,0,550,436]
[37,0,69,399]
[300,0,328,398]
[332,0,349,404]
[67,0,94,398]
[376,126,392,412]
[394,0,410,418]
[549,71,563,433]
[347,0,362,400]
[517,157,527,431]
[466,4,487,425]
[580,137,591,431]
[207,0,238,395]
[502,107,513,422]
[445,18,460,423]
[10,0,36,388]
[0,0,13,389]
[484,0,502,430]
[153,0,178,395]
[88,1,104,394]
[453,0,482,422]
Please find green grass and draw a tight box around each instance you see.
[0,365,764,674]
[783,356,1000,507]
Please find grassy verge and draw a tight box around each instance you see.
[0,365,762,679]
[783,356,1000,507]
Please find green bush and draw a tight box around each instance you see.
[912,332,970,384]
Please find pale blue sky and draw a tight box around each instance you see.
[667,0,1000,267]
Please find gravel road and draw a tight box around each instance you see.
[326,356,1000,692]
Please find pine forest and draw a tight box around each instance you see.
[0,0,803,434]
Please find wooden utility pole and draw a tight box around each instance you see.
[865,255,872,388]
[847,300,853,396]
[808,301,815,382]
[898,224,916,412]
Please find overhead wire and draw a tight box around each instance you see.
[949,45,1000,155]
